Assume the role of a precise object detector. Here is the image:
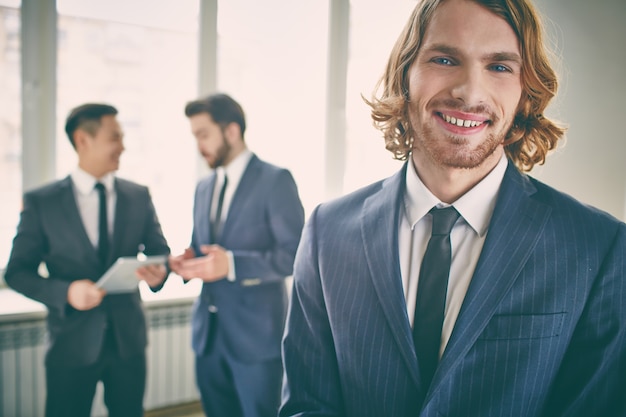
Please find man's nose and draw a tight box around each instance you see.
[450,65,488,106]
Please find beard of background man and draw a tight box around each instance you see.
[206,129,232,169]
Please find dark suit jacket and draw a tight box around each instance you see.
[5,176,170,367]
[281,161,626,417]
[190,154,304,362]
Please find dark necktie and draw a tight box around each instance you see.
[211,174,228,242]
[95,182,109,266]
[413,206,460,389]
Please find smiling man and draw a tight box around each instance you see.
[5,103,171,417]
[279,0,626,416]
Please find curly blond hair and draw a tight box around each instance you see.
[366,0,566,172]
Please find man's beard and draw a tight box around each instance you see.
[209,134,231,169]
[409,100,512,170]
[413,123,504,169]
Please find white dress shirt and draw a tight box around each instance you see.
[210,149,252,225]
[211,149,253,281]
[399,154,508,357]
[71,168,115,248]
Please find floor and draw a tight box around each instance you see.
[145,401,204,417]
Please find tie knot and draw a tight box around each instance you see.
[95,182,106,193]
[430,206,459,236]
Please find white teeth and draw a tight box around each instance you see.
[442,114,483,128]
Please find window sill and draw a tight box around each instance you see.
[0,275,202,323]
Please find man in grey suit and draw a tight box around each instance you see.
[169,93,305,417]
[280,0,626,416]
[5,103,171,417]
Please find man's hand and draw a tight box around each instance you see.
[170,245,229,282]
[135,263,168,288]
[67,279,106,310]
[168,247,196,273]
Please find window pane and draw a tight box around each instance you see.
[216,0,329,216]
[56,0,200,296]
[0,5,21,269]
[0,0,19,7]
[344,0,416,192]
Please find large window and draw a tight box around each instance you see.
[216,0,329,216]
[56,0,200,260]
[344,0,416,193]
[0,2,21,269]
[2,0,620,289]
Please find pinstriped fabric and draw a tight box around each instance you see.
[282,176,420,417]
[280,162,626,417]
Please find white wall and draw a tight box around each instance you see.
[530,0,626,221]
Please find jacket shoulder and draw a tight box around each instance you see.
[528,175,623,232]
[249,154,294,178]
[313,176,393,230]
[24,177,70,200]
[114,177,149,194]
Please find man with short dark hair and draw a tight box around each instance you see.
[5,103,171,417]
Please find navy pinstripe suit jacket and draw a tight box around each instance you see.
[281,161,626,417]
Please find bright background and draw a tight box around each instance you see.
[1,0,625,296]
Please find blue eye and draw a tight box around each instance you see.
[432,57,454,66]
[490,64,511,73]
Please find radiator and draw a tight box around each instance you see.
[0,299,199,417]
[0,319,46,416]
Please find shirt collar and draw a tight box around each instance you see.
[404,160,441,228]
[221,148,252,184]
[71,167,115,195]
[404,153,508,236]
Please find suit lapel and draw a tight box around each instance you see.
[220,155,259,240]
[426,164,552,401]
[111,178,127,261]
[194,174,217,245]
[59,176,100,263]
[361,163,422,390]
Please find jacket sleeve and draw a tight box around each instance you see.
[4,192,71,312]
[139,187,171,292]
[541,222,626,417]
[280,207,345,417]
[231,169,305,284]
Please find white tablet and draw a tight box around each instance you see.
[96,255,168,293]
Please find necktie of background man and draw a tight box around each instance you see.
[211,175,228,242]
[95,182,109,267]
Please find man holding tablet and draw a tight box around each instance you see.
[4,103,171,417]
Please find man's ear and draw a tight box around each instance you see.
[73,129,89,151]
[224,122,242,144]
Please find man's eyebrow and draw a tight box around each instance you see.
[421,43,461,56]
[487,52,522,65]
[421,43,522,64]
